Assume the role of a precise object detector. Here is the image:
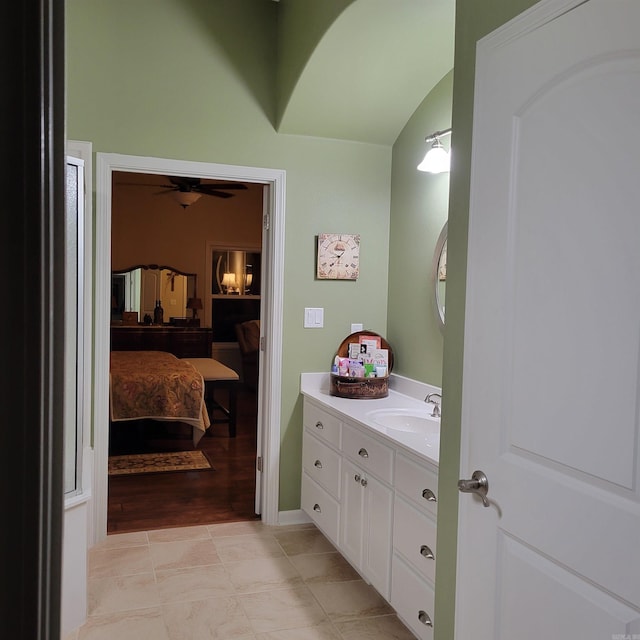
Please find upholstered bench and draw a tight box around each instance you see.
[183,358,239,437]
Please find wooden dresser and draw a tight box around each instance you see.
[110,326,213,358]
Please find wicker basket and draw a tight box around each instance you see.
[329,331,393,399]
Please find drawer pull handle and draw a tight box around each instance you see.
[420,544,435,560]
[422,488,437,502]
[358,447,369,459]
[360,478,368,487]
[418,610,433,627]
[313,503,322,513]
[315,421,324,430]
[354,473,361,483]
[314,459,323,469]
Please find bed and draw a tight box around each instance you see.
[109,350,210,445]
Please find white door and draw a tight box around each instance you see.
[456,1,640,637]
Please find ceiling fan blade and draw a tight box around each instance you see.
[168,176,200,189]
[197,183,247,196]
[154,188,177,195]
[203,190,235,199]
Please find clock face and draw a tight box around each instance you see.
[317,233,360,280]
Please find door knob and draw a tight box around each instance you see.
[458,470,490,507]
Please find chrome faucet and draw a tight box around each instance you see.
[425,392,442,418]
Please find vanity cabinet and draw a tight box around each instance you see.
[300,402,342,546]
[391,452,438,639]
[301,396,440,638]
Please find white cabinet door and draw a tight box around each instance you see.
[362,471,393,599]
[456,1,640,637]
[340,458,393,598]
[340,458,365,570]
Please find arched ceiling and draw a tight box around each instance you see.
[277,0,455,146]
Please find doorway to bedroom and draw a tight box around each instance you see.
[93,153,286,540]
[107,170,263,533]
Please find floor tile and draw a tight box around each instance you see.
[289,551,360,584]
[238,586,327,633]
[88,545,153,578]
[162,596,255,640]
[148,525,212,543]
[308,580,393,623]
[226,556,304,593]
[334,614,417,639]
[77,607,169,640]
[155,564,235,604]
[95,531,148,550]
[149,538,221,570]
[273,529,336,557]
[208,520,266,538]
[214,533,284,563]
[254,620,341,639]
[87,574,160,616]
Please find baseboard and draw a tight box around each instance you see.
[278,509,311,526]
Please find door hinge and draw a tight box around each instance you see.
[263,213,270,230]
[260,336,266,351]
[256,456,263,472]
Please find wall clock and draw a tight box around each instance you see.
[317,233,360,280]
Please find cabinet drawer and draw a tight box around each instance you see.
[301,473,339,545]
[395,453,438,517]
[391,554,435,640]
[341,423,394,484]
[302,433,341,498]
[393,496,437,585]
[303,401,341,448]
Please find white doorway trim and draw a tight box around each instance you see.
[93,153,285,542]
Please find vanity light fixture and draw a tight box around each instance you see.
[171,190,202,208]
[417,127,452,174]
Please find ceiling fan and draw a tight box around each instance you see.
[157,176,248,208]
[118,175,248,208]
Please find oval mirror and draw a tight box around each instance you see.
[432,222,447,331]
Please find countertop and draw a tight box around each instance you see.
[300,372,441,465]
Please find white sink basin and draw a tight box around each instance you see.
[366,408,439,435]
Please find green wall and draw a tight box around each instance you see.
[434,1,543,638]
[388,71,452,387]
[66,0,391,511]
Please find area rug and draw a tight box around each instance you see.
[108,450,213,476]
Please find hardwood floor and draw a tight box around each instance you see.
[107,385,259,534]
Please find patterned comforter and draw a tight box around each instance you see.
[109,351,210,444]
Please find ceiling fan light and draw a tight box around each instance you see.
[172,191,202,208]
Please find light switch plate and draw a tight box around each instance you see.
[304,308,324,328]
[351,323,363,333]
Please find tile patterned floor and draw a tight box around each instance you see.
[64,522,417,640]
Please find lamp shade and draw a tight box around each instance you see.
[221,273,236,288]
[186,297,203,311]
[417,141,450,173]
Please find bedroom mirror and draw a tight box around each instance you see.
[112,265,197,324]
[432,222,447,332]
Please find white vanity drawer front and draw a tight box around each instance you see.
[302,433,341,498]
[395,453,438,517]
[391,554,435,640]
[301,473,339,544]
[341,423,394,484]
[393,496,437,585]
[303,401,341,449]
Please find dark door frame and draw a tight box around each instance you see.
[1,2,65,637]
